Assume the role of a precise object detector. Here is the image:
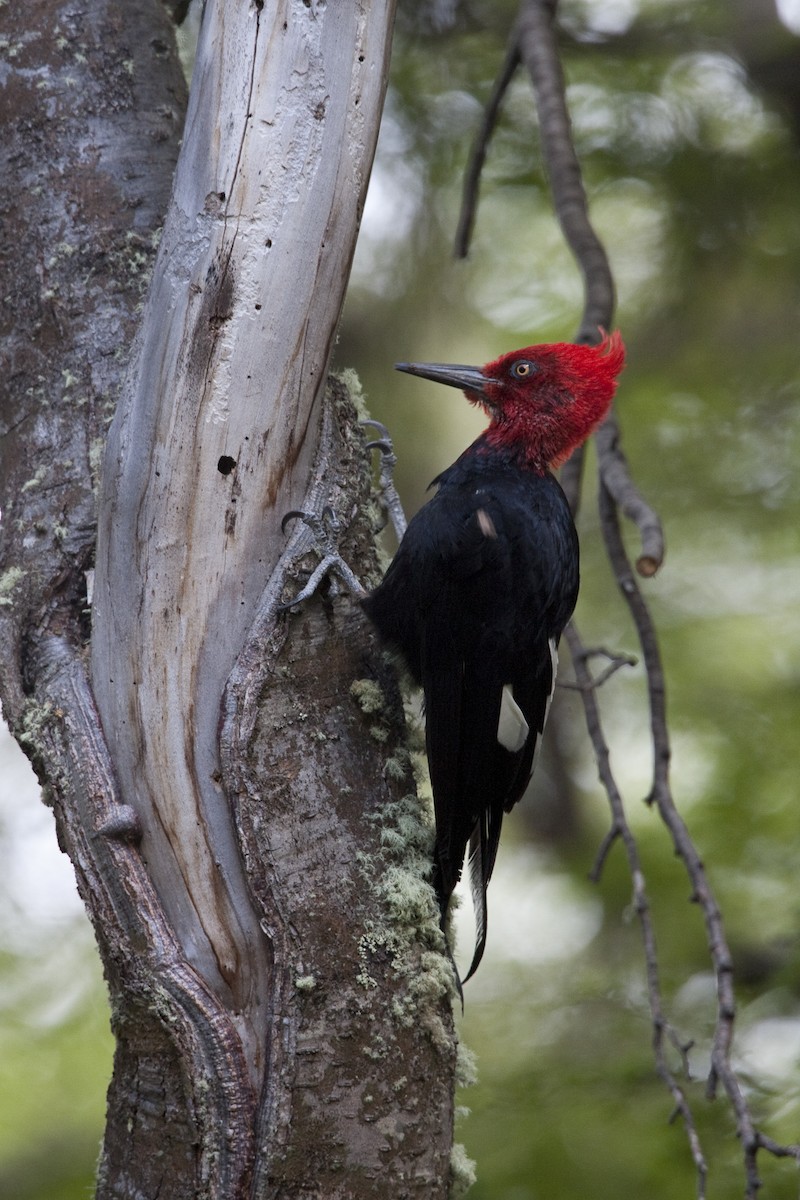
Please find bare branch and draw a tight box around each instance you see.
[597,479,800,1193]
[516,0,613,340]
[454,32,520,259]
[564,620,709,1197]
[595,413,666,575]
[517,0,664,572]
[558,645,637,693]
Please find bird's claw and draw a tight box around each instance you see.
[281,504,340,538]
[360,419,407,542]
[278,506,365,612]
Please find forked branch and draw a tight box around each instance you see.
[456,0,800,1194]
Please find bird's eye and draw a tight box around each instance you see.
[511,360,536,379]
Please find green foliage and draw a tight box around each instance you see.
[0,927,112,1200]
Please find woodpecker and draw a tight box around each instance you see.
[361,331,625,983]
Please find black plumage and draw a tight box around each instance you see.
[362,333,624,982]
[362,445,579,981]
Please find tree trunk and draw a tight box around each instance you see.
[0,1,457,1196]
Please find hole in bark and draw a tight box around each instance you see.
[217,455,236,476]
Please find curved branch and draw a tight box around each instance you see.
[597,481,800,1194]
[454,33,520,259]
[516,0,613,341]
[563,620,708,1194]
[594,413,665,575]
[517,0,664,572]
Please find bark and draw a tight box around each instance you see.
[0,1,457,1197]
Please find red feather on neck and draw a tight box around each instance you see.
[474,331,625,472]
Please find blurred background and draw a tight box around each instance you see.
[3,0,800,1196]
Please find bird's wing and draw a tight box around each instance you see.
[415,489,514,901]
[363,464,577,981]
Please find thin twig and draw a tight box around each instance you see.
[454,33,521,259]
[558,646,637,693]
[597,480,800,1195]
[516,0,613,340]
[565,619,708,1196]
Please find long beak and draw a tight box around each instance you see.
[394,361,488,396]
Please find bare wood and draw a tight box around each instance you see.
[92,0,398,1075]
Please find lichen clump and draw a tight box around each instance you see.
[449,1142,478,1198]
[356,792,458,1052]
[0,566,25,605]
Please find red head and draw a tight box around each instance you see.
[396,330,625,471]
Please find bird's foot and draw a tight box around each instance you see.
[278,505,366,612]
[361,419,407,542]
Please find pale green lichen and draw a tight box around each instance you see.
[89,437,105,488]
[21,465,47,493]
[356,793,459,1046]
[363,496,385,533]
[356,932,381,991]
[18,700,54,750]
[455,1042,479,1090]
[352,678,393,745]
[389,947,456,1053]
[380,864,437,929]
[334,367,369,421]
[379,827,406,855]
[449,1142,477,1198]
[0,567,24,605]
[349,678,386,716]
[295,974,317,992]
[362,1035,388,1061]
[383,746,413,783]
